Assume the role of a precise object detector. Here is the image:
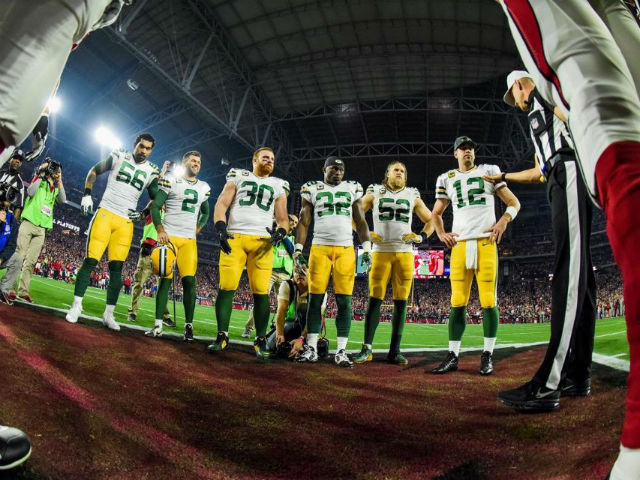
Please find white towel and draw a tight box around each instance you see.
[465,239,478,271]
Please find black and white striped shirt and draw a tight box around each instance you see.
[527,89,574,178]
[0,168,25,211]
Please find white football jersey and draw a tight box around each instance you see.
[435,164,506,239]
[367,184,421,253]
[226,169,289,236]
[160,176,211,239]
[98,149,159,218]
[300,180,363,246]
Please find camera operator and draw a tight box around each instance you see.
[0,159,65,303]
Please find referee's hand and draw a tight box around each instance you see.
[483,173,502,184]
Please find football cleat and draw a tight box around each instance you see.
[183,323,194,342]
[145,321,163,338]
[0,425,32,471]
[559,377,591,397]
[65,300,83,324]
[162,316,177,328]
[294,345,318,363]
[241,326,252,338]
[207,332,229,353]
[254,336,272,360]
[352,345,373,364]
[498,381,561,412]
[387,352,408,365]
[479,351,494,376]
[334,349,353,368]
[430,351,458,374]
[127,313,136,323]
[102,311,120,331]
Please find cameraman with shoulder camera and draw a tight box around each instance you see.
[0,159,65,303]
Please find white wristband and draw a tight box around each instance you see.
[362,240,372,254]
[295,243,304,253]
[505,206,518,221]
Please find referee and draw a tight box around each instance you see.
[0,150,25,219]
[486,71,596,412]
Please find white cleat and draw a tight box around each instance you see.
[102,311,120,331]
[145,320,164,338]
[65,301,82,324]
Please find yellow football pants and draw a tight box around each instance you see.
[219,233,272,294]
[87,208,133,262]
[449,239,498,308]
[369,252,414,300]
[157,236,198,279]
[308,244,356,295]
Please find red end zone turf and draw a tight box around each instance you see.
[0,305,626,479]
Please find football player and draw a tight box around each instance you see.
[209,147,290,359]
[294,156,372,367]
[430,136,520,376]
[65,133,160,330]
[145,151,210,342]
[353,161,433,365]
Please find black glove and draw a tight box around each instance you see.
[420,231,430,245]
[215,221,234,254]
[25,115,49,162]
[267,226,287,246]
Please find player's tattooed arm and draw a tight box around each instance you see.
[432,198,458,248]
[84,155,113,194]
[414,198,435,239]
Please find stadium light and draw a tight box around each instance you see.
[94,126,122,149]
[47,96,62,113]
[172,164,185,178]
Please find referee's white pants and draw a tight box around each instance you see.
[500,0,640,200]
[0,1,111,154]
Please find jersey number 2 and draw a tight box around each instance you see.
[181,189,199,213]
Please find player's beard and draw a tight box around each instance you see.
[386,176,406,191]
[134,152,147,163]
[256,163,273,177]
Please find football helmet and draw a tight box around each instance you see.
[150,242,177,278]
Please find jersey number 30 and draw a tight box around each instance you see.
[239,181,275,211]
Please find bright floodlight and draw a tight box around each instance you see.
[47,96,62,113]
[172,164,185,178]
[94,126,122,149]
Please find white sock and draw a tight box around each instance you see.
[483,337,497,353]
[449,340,461,356]
[104,304,115,316]
[610,445,640,480]
[73,296,83,307]
[364,343,372,349]
[337,337,348,351]
[155,319,163,328]
[307,333,319,351]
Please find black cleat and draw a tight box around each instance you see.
[127,313,136,322]
[163,316,177,328]
[387,352,408,365]
[479,351,493,376]
[183,323,194,342]
[430,351,458,374]
[254,336,272,360]
[560,377,591,397]
[207,332,229,353]
[0,425,32,471]
[498,381,560,412]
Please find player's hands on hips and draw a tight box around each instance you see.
[438,231,459,249]
[127,209,144,224]
[80,195,93,216]
[267,226,287,245]
[361,251,372,273]
[370,232,383,244]
[482,173,502,184]
[215,221,234,254]
[484,219,508,244]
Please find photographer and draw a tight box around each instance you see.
[0,159,65,303]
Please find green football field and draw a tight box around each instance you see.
[10,275,630,362]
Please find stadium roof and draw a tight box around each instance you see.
[50,0,534,193]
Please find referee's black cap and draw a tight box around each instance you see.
[324,156,345,169]
[453,136,476,151]
[10,149,25,161]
